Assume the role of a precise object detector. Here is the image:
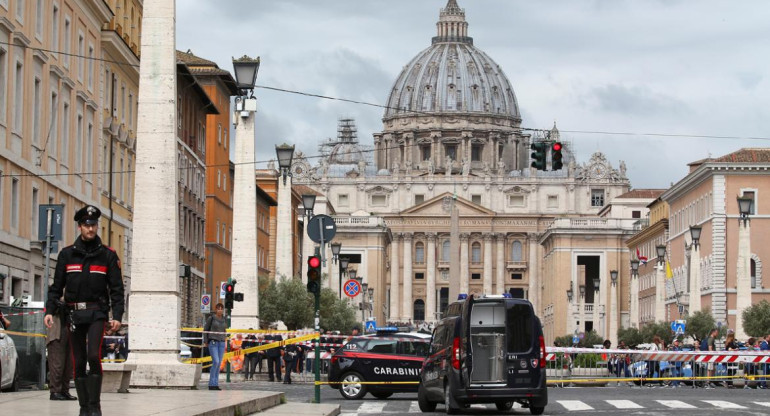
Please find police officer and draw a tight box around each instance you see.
[264,325,283,382]
[45,205,124,416]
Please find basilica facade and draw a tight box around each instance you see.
[290,0,637,343]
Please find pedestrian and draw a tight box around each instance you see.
[203,303,227,390]
[45,296,77,401]
[242,330,258,380]
[101,326,125,361]
[744,337,757,389]
[264,325,283,382]
[724,331,738,388]
[759,334,770,389]
[0,310,10,329]
[668,339,683,388]
[283,342,299,384]
[221,333,243,373]
[704,328,719,388]
[44,205,125,416]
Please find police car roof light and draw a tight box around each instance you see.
[375,327,399,333]
[457,293,468,300]
[502,293,513,298]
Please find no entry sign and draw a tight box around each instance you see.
[344,279,361,298]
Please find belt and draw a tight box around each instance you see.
[67,302,101,311]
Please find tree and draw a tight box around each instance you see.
[617,327,643,348]
[640,321,672,343]
[685,309,716,343]
[319,288,358,333]
[742,300,770,337]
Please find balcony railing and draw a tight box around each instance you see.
[331,216,386,228]
[506,261,528,270]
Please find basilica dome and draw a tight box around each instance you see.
[383,0,521,123]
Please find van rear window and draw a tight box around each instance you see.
[506,304,533,352]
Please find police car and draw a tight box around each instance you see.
[328,328,431,399]
[0,312,20,391]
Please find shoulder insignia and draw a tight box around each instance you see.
[106,246,116,252]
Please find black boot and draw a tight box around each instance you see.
[74,377,90,416]
[86,374,103,416]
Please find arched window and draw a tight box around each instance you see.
[442,240,450,261]
[511,241,523,262]
[471,242,481,263]
[751,258,757,289]
[413,299,425,321]
[415,242,425,264]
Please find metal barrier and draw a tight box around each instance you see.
[545,347,770,388]
[0,306,46,389]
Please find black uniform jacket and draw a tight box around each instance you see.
[46,235,125,322]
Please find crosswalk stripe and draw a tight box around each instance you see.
[702,400,747,409]
[357,402,387,413]
[606,400,643,409]
[755,402,770,408]
[557,400,593,411]
[408,401,421,413]
[657,400,697,409]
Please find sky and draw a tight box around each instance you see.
[176,0,770,189]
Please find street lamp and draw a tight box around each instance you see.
[330,242,341,264]
[232,55,260,97]
[656,244,667,265]
[275,143,295,185]
[630,259,639,278]
[738,196,753,226]
[592,276,600,293]
[338,257,349,298]
[302,194,317,219]
[566,288,573,302]
[610,270,618,286]
[579,285,586,298]
[689,225,702,249]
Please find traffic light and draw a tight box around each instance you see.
[530,142,547,170]
[306,255,321,295]
[551,142,563,171]
[224,282,235,310]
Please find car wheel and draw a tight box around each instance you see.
[444,383,459,415]
[339,372,367,400]
[9,361,19,392]
[529,406,545,415]
[495,401,514,411]
[371,391,393,399]
[418,384,437,412]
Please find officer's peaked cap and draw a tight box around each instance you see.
[74,205,101,225]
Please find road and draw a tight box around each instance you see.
[206,377,769,415]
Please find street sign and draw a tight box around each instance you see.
[307,214,337,243]
[671,320,686,335]
[201,294,211,313]
[38,204,64,241]
[572,335,579,345]
[365,320,376,333]
[344,279,361,298]
[220,282,228,299]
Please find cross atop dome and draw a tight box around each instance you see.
[433,0,473,45]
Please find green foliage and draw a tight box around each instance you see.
[685,309,716,343]
[553,330,603,348]
[319,287,358,333]
[617,327,643,348]
[742,300,770,338]
[640,321,672,343]
[573,353,602,368]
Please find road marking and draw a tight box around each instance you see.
[557,400,593,411]
[408,401,421,413]
[701,400,746,409]
[755,402,770,408]
[357,402,387,413]
[657,400,697,409]
[606,400,643,409]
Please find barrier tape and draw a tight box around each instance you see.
[547,347,770,363]
[182,332,320,364]
[0,328,46,338]
[2,310,45,317]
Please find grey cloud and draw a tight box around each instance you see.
[588,84,688,116]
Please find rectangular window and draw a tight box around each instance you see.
[76,114,83,171]
[0,47,6,122]
[119,156,124,200]
[591,189,605,207]
[49,91,58,157]
[128,93,133,128]
[415,194,424,205]
[471,273,481,280]
[11,177,19,230]
[445,145,457,161]
[421,145,431,161]
[742,190,756,215]
[224,131,227,149]
[471,144,482,162]
[372,195,387,206]
[217,124,222,144]
[31,187,38,237]
[216,220,220,244]
[52,5,59,52]
[87,45,94,90]
[222,224,226,248]
[35,0,43,39]
[14,61,23,132]
[63,18,71,67]
[33,78,41,144]
[415,272,425,280]
[121,84,126,122]
[15,0,24,23]
[547,195,558,208]
[508,195,525,207]
[223,174,226,192]
[86,123,93,173]
[471,194,481,205]
[127,160,133,204]
[61,102,69,164]
[511,273,523,280]
[217,170,221,188]
[77,33,84,81]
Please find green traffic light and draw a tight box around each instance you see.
[530,142,547,170]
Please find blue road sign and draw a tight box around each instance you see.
[672,320,686,335]
[344,279,361,298]
[365,320,376,333]
[572,336,579,345]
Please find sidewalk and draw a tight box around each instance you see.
[0,389,338,416]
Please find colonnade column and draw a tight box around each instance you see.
[402,233,414,321]
[389,235,401,321]
[528,236,539,311]
[689,244,701,313]
[655,261,666,323]
[630,276,639,328]
[496,234,505,294]
[483,233,493,295]
[460,233,470,294]
[426,233,437,322]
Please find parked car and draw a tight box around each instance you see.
[0,315,20,391]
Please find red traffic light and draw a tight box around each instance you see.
[308,256,321,268]
[552,142,562,152]
[225,284,234,293]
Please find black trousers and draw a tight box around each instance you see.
[283,356,297,382]
[47,330,73,393]
[71,319,105,377]
[267,355,282,381]
[243,355,258,379]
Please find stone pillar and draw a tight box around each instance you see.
[275,176,293,278]
[610,279,618,346]
[528,237,539,311]
[230,104,258,330]
[426,233,437,322]
[592,289,601,337]
[402,233,413,321]
[655,261,666,323]
[689,244,701,314]
[630,275,639,328]
[127,0,201,387]
[332,256,340,298]
[578,290,585,334]
[460,233,470,294]
[483,233,493,295]
[389,235,400,321]
[736,220,751,340]
[496,234,505,294]
[301,225,314,285]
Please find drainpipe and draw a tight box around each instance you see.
[108,74,116,246]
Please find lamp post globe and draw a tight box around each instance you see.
[656,245,667,263]
[302,194,317,218]
[610,270,618,285]
[232,55,260,95]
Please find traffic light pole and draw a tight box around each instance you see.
[314,219,325,404]
[226,277,232,383]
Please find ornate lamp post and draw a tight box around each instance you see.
[592,276,601,336]
[578,284,586,334]
[736,196,753,339]
[655,244,667,322]
[609,270,618,345]
[338,257,350,299]
[274,144,295,279]
[302,194,316,219]
[630,259,640,328]
[566,282,575,334]
[689,225,702,314]
[275,144,295,186]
